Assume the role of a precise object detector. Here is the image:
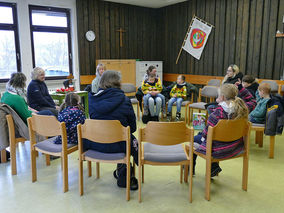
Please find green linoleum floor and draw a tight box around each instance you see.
[1,110,284,213]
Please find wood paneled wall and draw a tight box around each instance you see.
[160,0,284,79]
[76,0,162,75]
[77,0,284,80]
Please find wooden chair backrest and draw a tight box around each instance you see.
[27,114,62,137]
[207,119,250,142]
[139,122,193,145]
[78,119,130,143]
[6,114,16,140]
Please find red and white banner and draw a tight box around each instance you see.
[182,17,212,60]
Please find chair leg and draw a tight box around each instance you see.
[269,136,275,159]
[205,159,212,201]
[62,154,68,193]
[242,155,249,191]
[184,165,188,183]
[88,161,92,177]
[142,165,144,183]
[137,104,140,121]
[79,158,84,196]
[126,160,130,201]
[255,131,258,144]
[10,141,17,175]
[45,154,50,166]
[189,158,193,203]
[96,162,100,178]
[257,131,264,147]
[1,149,7,163]
[180,165,183,183]
[31,149,37,182]
[185,105,188,124]
[138,163,142,203]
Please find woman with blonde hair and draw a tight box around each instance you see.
[222,64,243,85]
[91,63,106,93]
[193,84,249,176]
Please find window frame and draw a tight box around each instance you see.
[29,5,73,80]
[0,2,21,83]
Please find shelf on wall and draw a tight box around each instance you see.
[276,33,284,38]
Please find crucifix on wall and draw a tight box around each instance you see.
[116,28,126,47]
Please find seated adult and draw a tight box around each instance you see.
[222,64,243,85]
[1,72,53,124]
[27,67,58,117]
[86,70,138,190]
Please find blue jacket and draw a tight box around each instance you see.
[85,88,136,153]
[27,80,55,110]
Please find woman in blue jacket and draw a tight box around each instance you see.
[86,70,138,190]
[27,67,58,117]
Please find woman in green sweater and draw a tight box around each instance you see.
[1,73,53,123]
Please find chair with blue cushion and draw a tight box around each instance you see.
[27,114,78,192]
[121,83,140,121]
[138,122,194,202]
[77,119,131,201]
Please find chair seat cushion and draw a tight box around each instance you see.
[84,150,125,161]
[252,123,265,128]
[143,143,188,163]
[189,102,207,109]
[172,101,190,106]
[35,137,76,153]
[130,98,139,104]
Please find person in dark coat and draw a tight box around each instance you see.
[222,64,243,85]
[27,67,58,117]
[242,75,259,98]
[85,70,138,190]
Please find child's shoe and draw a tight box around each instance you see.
[175,112,181,121]
[143,105,149,116]
[166,112,172,122]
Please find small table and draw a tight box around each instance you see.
[50,91,89,118]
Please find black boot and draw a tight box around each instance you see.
[167,112,172,122]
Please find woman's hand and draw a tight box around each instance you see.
[28,107,38,113]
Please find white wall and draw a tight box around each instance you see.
[0,0,79,91]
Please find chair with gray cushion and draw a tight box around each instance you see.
[207,79,221,87]
[261,80,279,94]
[138,122,194,203]
[187,86,219,124]
[121,83,140,120]
[27,114,78,193]
[77,119,132,201]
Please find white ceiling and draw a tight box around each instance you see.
[103,0,188,8]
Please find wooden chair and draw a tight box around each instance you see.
[27,114,78,192]
[251,123,276,158]
[138,122,194,203]
[187,85,219,124]
[121,83,140,121]
[6,114,27,175]
[77,119,131,201]
[194,119,251,201]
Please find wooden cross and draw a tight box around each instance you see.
[116,28,126,47]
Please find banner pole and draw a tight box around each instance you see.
[175,16,195,64]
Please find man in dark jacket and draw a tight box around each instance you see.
[27,67,58,117]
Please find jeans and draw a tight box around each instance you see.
[143,93,165,109]
[167,97,183,113]
[148,96,162,116]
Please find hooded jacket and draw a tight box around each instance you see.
[246,82,259,98]
[86,88,136,153]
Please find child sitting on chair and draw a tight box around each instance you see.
[141,72,164,122]
[54,92,86,144]
[242,75,259,98]
[167,75,187,121]
[249,83,271,124]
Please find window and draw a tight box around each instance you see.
[29,5,72,79]
[0,2,21,81]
